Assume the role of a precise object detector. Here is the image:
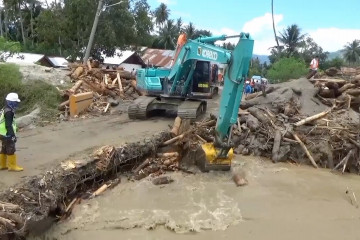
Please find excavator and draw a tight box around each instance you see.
[128,33,253,120]
[129,32,254,171]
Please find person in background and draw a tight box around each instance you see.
[307,55,319,79]
[0,93,23,171]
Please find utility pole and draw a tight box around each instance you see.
[83,0,104,64]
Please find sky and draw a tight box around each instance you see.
[148,0,360,55]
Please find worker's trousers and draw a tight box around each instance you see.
[0,135,16,155]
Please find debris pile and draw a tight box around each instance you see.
[58,60,143,116]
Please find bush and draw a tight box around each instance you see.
[0,63,61,119]
[267,57,308,83]
[322,57,344,70]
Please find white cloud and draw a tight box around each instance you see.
[157,0,177,5]
[209,13,284,55]
[308,28,360,52]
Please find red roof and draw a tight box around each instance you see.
[141,48,174,68]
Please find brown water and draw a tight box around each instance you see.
[32,156,360,240]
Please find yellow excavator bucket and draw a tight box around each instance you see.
[195,143,233,172]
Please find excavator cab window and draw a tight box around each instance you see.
[192,61,210,93]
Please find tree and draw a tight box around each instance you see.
[176,17,182,33]
[299,37,328,68]
[154,3,169,27]
[183,22,196,39]
[278,24,306,57]
[343,39,360,65]
[0,37,21,61]
[192,29,211,39]
[132,0,153,46]
[156,19,177,49]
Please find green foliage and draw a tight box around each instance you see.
[0,37,21,61]
[343,39,360,65]
[249,57,267,77]
[299,37,328,68]
[267,57,308,82]
[0,63,61,119]
[154,3,170,27]
[278,24,306,56]
[322,57,345,70]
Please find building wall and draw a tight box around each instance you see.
[119,63,142,72]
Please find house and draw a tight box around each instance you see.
[38,56,69,68]
[141,48,174,68]
[101,50,146,72]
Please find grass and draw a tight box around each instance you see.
[0,63,61,120]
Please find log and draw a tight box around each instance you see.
[132,158,151,173]
[161,134,185,146]
[272,130,282,163]
[117,73,123,92]
[355,74,360,81]
[310,78,346,84]
[91,184,109,197]
[131,80,143,96]
[332,149,355,173]
[292,132,318,168]
[345,89,360,97]
[248,107,270,125]
[83,79,117,98]
[87,60,92,70]
[157,152,179,158]
[58,100,70,111]
[339,83,356,93]
[152,176,174,185]
[104,103,110,113]
[68,80,83,94]
[294,109,331,127]
[245,86,275,100]
[170,117,182,137]
[71,66,84,79]
[0,202,21,211]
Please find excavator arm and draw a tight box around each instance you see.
[196,32,254,172]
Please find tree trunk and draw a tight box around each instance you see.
[18,1,26,45]
[0,10,3,37]
[30,4,34,47]
[4,4,9,38]
[271,0,280,49]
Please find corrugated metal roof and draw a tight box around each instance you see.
[46,57,68,67]
[102,50,135,65]
[5,52,44,64]
[141,48,174,68]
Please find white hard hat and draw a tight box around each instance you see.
[5,93,21,102]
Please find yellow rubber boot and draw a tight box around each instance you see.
[0,154,7,170]
[7,155,23,172]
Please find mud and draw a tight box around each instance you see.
[34,156,360,240]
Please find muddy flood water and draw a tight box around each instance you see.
[31,156,360,240]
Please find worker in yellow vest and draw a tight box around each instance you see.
[0,93,23,171]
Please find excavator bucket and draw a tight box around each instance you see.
[195,143,233,172]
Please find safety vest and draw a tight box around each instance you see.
[0,108,17,136]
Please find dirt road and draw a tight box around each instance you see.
[37,156,360,240]
[0,114,172,191]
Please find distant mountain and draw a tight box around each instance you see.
[253,54,270,64]
[327,50,344,60]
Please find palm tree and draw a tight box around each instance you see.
[343,40,360,65]
[271,0,280,49]
[157,19,177,49]
[278,24,306,56]
[154,3,169,27]
[183,22,196,39]
[176,17,182,33]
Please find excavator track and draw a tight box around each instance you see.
[128,96,156,120]
[177,100,207,119]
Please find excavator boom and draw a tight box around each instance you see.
[196,32,254,172]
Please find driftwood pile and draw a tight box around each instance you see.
[312,67,360,110]
[0,131,171,239]
[58,60,143,116]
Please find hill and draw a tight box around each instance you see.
[253,54,270,64]
[327,50,343,60]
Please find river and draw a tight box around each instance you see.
[32,155,360,240]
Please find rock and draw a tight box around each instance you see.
[232,173,248,187]
[234,145,245,154]
[108,98,120,107]
[16,108,41,128]
[325,67,339,77]
[241,148,250,155]
[152,176,174,185]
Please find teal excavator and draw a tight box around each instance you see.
[129,32,254,171]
